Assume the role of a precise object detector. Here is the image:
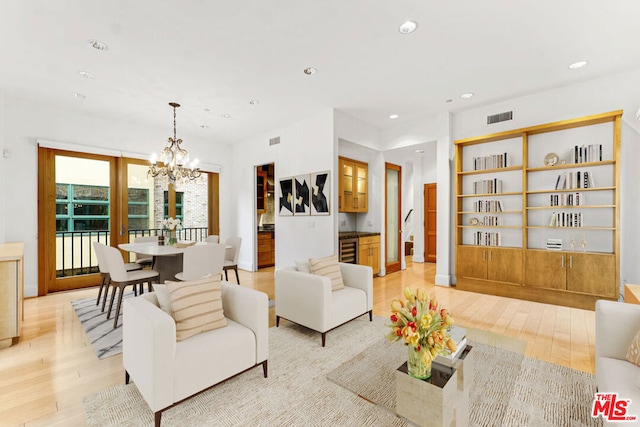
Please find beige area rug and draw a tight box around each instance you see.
[82,315,601,426]
[327,334,601,427]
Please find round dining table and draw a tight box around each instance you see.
[118,241,209,283]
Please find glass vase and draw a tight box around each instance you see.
[407,345,432,380]
[166,230,177,246]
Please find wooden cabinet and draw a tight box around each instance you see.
[257,231,274,268]
[358,235,380,275]
[455,110,622,309]
[457,246,522,284]
[525,250,615,297]
[0,242,24,348]
[257,170,267,213]
[338,156,368,212]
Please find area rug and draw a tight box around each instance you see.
[82,316,602,426]
[71,292,135,359]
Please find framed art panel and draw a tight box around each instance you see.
[278,177,294,216]
[293,174,311,215]
[311,171,330,215]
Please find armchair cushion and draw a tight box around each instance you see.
[309,254,344,291]
[153,284,173,317]
[627,329,640,367]
[166,277,227,341]
[295,260,311,273]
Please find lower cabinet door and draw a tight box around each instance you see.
[566,252,616,297]
[487,248,523,284]
[456,246,487,280]
[525,250,567,290]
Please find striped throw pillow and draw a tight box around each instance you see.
[308,254,344,291]
[166,277,227,341]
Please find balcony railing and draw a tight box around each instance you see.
[56,227,209,278]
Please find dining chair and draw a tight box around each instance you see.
[133,235,158,268]
[223,237,242,284]
[93,241,143,312]
[102,245,159,328]
[205,235,219,244]
[174,243,226,281]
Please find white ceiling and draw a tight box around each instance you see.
[2,1,640,145]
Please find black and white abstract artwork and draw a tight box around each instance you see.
[293,174,310,215]
[311,171,330,215]
[278,177,293,216]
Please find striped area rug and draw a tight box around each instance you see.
[71,292,135,359]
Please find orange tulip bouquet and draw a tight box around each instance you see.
[386,287,457,379]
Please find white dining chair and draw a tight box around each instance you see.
[133,235,157,268]
[205,235,219,244]
[93,241,143,312]
[103,245,159,328]
[175,243,226,281]
[223,237,242,284]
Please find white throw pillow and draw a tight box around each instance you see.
[153,284,173,317]
[295,260,311,273]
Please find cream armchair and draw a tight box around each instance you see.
[275,262,373,346]
[596,299,640,425]
[123,282,269,427]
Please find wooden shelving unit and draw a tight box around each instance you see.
[454,110,622,310]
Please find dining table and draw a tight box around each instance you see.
[118,241,226,284]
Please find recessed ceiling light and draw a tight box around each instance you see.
[200,125,209,129]
[303,67,317,75]
[203,108,210,112]
[389,114,399,119]
[415,149,425,154]
[220,114,231,119]
[569,60,588,69]
[445,99,453,103]
[249,99,260,105]
[78,71,95,79]
[72,92,86,99]
[461,93,474,99]
[87,39,108,51]
[398,20,418,34]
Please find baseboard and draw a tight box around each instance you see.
[435,274,451,287]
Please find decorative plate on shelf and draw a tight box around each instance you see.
[469,217,479,225]
[544,152,559,167]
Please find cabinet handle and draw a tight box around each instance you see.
[570,255,573,269]
[355,197,358,209]
[561,255,564,268]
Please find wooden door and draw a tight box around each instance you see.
[566,252,616,297]
[423,183,437,263]
[385,163,402,274]
[456,246,487,280]
[524,250,566,290]
[487,248,523,284]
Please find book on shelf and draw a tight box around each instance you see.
[553,171,594,190]
[473,179,503,194]
[473,153,508,170]
[473,231,501,246]
[574,144,603,164]
[550,212,583,228]
[550,192,583,207]
[546,238,563,251]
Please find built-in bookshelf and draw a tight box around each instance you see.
[454,110,622,310]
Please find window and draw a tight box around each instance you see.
[128,188,150,230]
[163,190,184,221]
[55,184,110,232]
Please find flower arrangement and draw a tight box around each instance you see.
[386,287,456,379]
[161,217,182,245]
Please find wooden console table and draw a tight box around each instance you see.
[0,242,24,348]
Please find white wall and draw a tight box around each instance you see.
[3,96,232,297]
[231,109,336,271]
[0,91,5,245]
[450,70,640,287]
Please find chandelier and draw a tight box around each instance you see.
[148,102,201,182]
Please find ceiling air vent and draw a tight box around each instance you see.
[487,111,513,125]
[269,136,280,146]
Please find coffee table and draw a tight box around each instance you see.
[326,327,526,426]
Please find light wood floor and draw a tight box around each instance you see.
[0,258,596,426]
